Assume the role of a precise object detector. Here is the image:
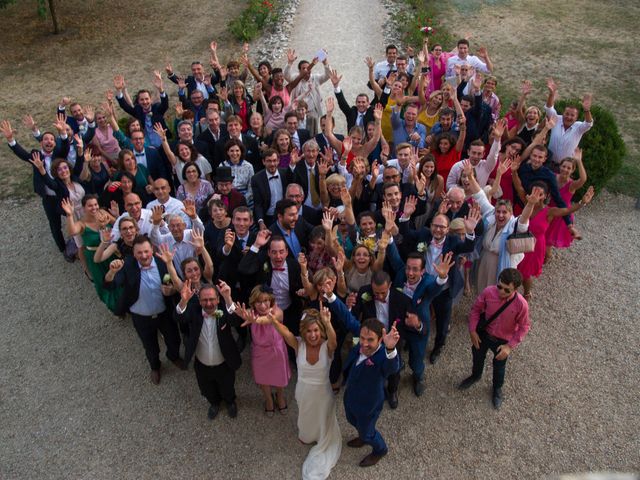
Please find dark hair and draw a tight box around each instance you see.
[385,44,397,53]
[357,210,376,225]
[224,138,246,161]
[81,193,99,207]
[457,38,470,47]
[268,235,287,250]
[500,137,526,154]
[469,139,484,149]
[132,235,152,249]
[268,95,283,109]
[434,132,456,153]
[361,318,384,338]
[181,161,202,181]
[271,67,283,76]
[309,225,325,243]
[460,94,474,107]
[177,140,198,162]
[126,118,142,136]
[50,158,71,180]
[439,107,455,118]
[284,111,298,122]
[372,270,391,286]
[382,181,400,194]
[275,198,297,217]
[531,144,548,156]
[118,171,137,190]
[297,60,309,71]
[258,60,272,73]
[406,252,425,269]
[418,153,438,183]
[134,89,151,105]
[498,268,523,288]
[262,148,278,160]
[528,180,550,195]
[180,256,201,274]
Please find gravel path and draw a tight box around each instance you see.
[1,0,639,478]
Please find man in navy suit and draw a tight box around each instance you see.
[129,130,170,182]
[166,61,215,100]
[330,68,388,132]
[114,72,170,148]
[399,197,480,364]
[325,294,400,467]
[350,271,414,409]
[104,236,185,385]
[314,114,343,163]
[175,280,242,420]
[213,115,261,171]
[283,112,311,152]
[251,149,291,229]
[269,199,312,258]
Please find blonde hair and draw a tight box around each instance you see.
[312,267,337,287]
[248,285,275,308]
[299,309,328,340]
[325,173,346,187]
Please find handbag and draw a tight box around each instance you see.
[476,295,516,333]
[506,229,536,254]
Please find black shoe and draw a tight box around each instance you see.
[227,401,238,418]
[207,404,219,420]
[492,388,503,410]
[429,346,442,364]
[458,375,481,390]
[413,377,426,397]
[388,390,398,409]
[359,450,387,467]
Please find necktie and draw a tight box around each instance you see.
[309,169,320,206]
[357,113,364,127]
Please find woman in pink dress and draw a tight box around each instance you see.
[235,285,291,416]
[92,108,121,163]
[512,177,594,301]
[545,149,587,261]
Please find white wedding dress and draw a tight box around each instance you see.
[295,339,342,480]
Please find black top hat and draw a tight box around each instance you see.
[214,166,234,182]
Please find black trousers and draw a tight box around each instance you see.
[432,289,453,349]
[194,358,236,406]
[42,195,65,252]
[131,310,181,371]
[471,331,508,390]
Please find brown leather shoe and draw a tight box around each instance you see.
[150,369,161,385]
[347,437,366,448]
[359,451,387,467]
[171,358,187,371]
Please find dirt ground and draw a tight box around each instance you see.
[442,0,640,195]
[0,0,246,198]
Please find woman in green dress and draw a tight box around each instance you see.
[62,194,121,313]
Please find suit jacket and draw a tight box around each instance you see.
[168,73,217,98]
[326,297,400,414]
[351,286,417,337]
[298,204,323,226]
[216,230,257,276]
[237,250,304,312]
[116,94,170,137]
[175,301,241,370]
[292,162,321,205]
[105,257,169,317]
[335,88,389,132]
[9,139,70,197]
[314,132,344,157]
[197,125,228,168]
[136,146,170,182]
[428,201,485,237]
[251,168,290,224]
[390,273,445,333]
[213,133,261,172]
[36,152,85,213]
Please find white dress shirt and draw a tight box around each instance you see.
[129,259,165,316]
[544,105,593,165]
[266,171,283,216]
[270,262,292,310]
[374,293,391,330]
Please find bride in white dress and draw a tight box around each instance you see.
[259,303,342,480]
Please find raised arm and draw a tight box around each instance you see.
[365,57,383,99]
[154,123,176,166]
[570,148,588,192]
[323,97,345,152]
[319,301,338,355]
[359,103,383,157]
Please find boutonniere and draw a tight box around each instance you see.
[263,262,269,273]
[396,287,403,292]
[376,223,383,230]
[214,309,224,319]
[365,358,375,366]
[417,242,426,253]
[361,292,372,302]
[162,274,172,285]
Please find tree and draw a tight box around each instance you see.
[0,0,61,34]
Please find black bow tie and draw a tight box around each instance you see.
[135,152,145,157]
[269,175,279,180]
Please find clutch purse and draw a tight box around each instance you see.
[506,230,536,254]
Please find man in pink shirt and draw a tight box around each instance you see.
[458,268,530,409]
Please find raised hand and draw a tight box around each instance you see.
[0,120,14,141]
[317,158,329,176]
[373,103,383,121]
[521,79,532,96]
[332,250,345,273]
[106,89,115,103]
[463,203,481,233]
[217,280,232,300]
[188,229,205,252]
[175,103,185,118]
[29,151,46,174]
[99,227,113,244]
[319,300,331,325]
[546,77,557,93]
[108,200,120,218]
[342,136,353,153]
[298,251,308,270]
[325,96,335,114]
[181,198,197,219]
[339,185,352,207]
[415,173,426,196]
[289,148,300,167]
[224,228,236,251]
[370,160,380,179]
[180,278,195,304]
[580,186,595,205]
[526,185,545,205]
[165,61,173,76]
[573,147,583,163]
[203,73,212,87]
[433,251,455,279]
[286,48,297,64]
[493,117,507,139]
[403,195,418,218]
[477,46,489,59]
[84,104,95,123]
[364,56,374,69]
[153,122,167,140]
[382,320,401,350]
[53,114,67,134]
[177,75,187,90]
[329,68,342,87]
[322,210,335,232]
[345,292,357,310]
[582,93,593,111]
[151,205,164,225]
[61,96,72,107]
[109,259,124,272]
[152,70,164,92]
[254,228,271,248]
[209,40,218,52]
[22,114,37,132]
[497,157,513,176]
[545,114,557,129]
[437,197,450,215]
[381,142,390,159]
[113,74,125,91]
[155,243,175,264]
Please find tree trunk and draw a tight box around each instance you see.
[48,0,60,34]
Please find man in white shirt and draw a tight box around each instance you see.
[373,44,415,83]
[446,39,493,79]
[149,210,204,278]
[544,78,593,166]
[175,281,242,420]
[111,193,159,240]
[446,139,501,190]
[147,178,194,226]
[284,49,332,118]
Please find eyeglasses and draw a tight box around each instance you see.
[496,284,513,294]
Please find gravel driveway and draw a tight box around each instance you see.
[1,0,639,478]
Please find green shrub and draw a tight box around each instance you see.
[229,0,279,42]
[553,99,626,196]
[391,1,455,51]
